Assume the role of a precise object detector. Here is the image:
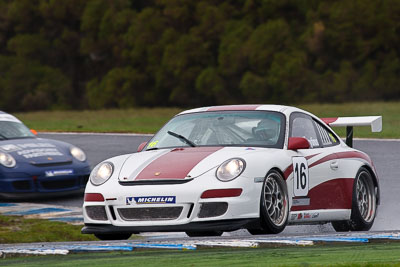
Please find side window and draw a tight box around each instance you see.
[290,113,321,148]
[314,120,339,147]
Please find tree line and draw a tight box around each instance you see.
[0,0,399,111]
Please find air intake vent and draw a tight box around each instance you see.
[41,179,76,190]
[86,206,108,221]
[118,207,183,221]
[198,202,228,218]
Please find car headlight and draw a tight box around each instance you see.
[216,158,245,182]
[90,162,114,186]
[0,152,16,168]
[70,147,86,162]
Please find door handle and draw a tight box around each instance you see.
[330,161,339,170]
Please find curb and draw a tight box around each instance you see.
[1,232,400,256]
[0,203,83,225]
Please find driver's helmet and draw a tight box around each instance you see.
[253,118,280,141]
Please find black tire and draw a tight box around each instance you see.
[332,167,377,232]
[94,233,132,240]
[248,170,289,235]
[185,231,223,237]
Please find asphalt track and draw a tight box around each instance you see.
[30,133,400,236]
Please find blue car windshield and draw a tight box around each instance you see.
[0,121,35,140]
[145,111,286,150]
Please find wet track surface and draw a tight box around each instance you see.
[20,133,400,236]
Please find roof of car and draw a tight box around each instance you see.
[178,105,303,115]
[0,111,22,123]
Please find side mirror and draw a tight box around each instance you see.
[288,137,310,150]
[137,142,147,152]
[30,129,38,135]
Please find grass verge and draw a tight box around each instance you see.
[14,102,399,138]
[15,108,181,134]
[2,242,400,266]
[0,215,96,243]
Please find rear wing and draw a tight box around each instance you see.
[320,116,382,147]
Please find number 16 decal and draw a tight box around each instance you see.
[292,157,309,196]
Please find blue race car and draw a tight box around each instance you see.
[0,111,91,199]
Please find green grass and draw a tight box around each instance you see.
[15,108,182,134]
[2,242,400,266]
[14,102,399,138]
[0,215,97,243]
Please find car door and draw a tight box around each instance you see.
[312,118,353,212]
[288,112,341,213]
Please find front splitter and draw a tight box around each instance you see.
[82,218,259,234]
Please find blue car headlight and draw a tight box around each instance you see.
[0,152,16,168]
[70,147,86,162]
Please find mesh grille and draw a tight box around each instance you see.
[198,202,228,218]
[118,207,183,221]
[12,181,31,190]
[86,206,108,221]
[41,179,76,190]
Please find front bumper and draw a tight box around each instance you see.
[82,172,263,232]
[0,165,90,197]
[82,218,259,234]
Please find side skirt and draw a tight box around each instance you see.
[288,209,351,225]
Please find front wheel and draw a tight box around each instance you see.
[94,233,132,240]
[332,167,377,232]
[249,170,289,235]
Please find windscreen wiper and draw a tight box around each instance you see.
[146,147,159,151]
[167,131,196,147]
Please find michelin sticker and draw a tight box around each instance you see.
[126,196,176,205]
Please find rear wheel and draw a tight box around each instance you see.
[94,233,132,240]
[185,231,223,237]
[248,170,289,235]
[332,167,377,232]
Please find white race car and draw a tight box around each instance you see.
[82,105,381,240]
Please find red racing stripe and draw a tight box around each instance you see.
[306,153,320,160]
[135,147,223,180]
[284,151,371,180]
[335,151,372,165]
[207,105,261,111]
[283,165,293,180]
[291,178,353,211]
[284,153,320,179]
[308,153,337,168]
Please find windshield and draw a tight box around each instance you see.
[145,111,286,150]
[0,121,35,140]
